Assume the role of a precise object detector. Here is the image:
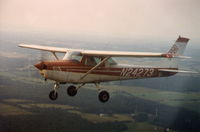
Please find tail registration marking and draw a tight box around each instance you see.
[120,68,154,78]
[169,45,179,54]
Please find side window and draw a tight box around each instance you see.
[85,56,101,66]
[105,57,117,67]
[107,58,117,65]
[94,57,101,64]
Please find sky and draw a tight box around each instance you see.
[0,0,199,40]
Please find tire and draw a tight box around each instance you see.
[49,90,58,100]
[98,91,109,103]
[67,85,77,96]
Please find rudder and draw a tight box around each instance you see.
[168,36,190,56]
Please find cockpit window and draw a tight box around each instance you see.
[85,56,101,66]
[63,52,117,66]
[84,56,117,67]
[106,57,117,66]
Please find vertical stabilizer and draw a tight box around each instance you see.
[161,36,190,68]
[168,36,190,56]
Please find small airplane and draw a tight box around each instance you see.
[19,36,194,103]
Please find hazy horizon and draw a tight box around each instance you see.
[0,0,200,41]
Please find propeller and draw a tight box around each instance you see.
[25,51,50,81]
[33,51,50,70]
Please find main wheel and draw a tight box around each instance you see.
[67,85,77,96]
[49,90,58,100]
[98,91,109,103]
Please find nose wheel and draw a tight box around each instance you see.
[98,91,110,103]
[49,90,58,100]
[49,82,59,101]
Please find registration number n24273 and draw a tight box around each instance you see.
[120,68,154,78]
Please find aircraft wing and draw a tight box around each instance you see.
[19,44,171,58]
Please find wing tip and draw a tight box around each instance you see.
[18,43,28,48]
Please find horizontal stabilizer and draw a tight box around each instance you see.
[159,69,198,74]
[174,56,191,59]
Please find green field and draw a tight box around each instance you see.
[0,97,175,132]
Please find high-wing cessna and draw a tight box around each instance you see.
[19,36,194,103]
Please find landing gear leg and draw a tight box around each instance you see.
[49,82,59,100]
[95,82,100,91]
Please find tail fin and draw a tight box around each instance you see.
[168,36,190,56]
[160,36,190,68]
[159,36,198,74]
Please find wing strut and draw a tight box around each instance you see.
[51,52,59,60]
[79,56,110,80]
[51,52,62,71]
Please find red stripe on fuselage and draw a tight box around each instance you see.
[35,60,178,78]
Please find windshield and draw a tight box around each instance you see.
[63,51,83,62]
